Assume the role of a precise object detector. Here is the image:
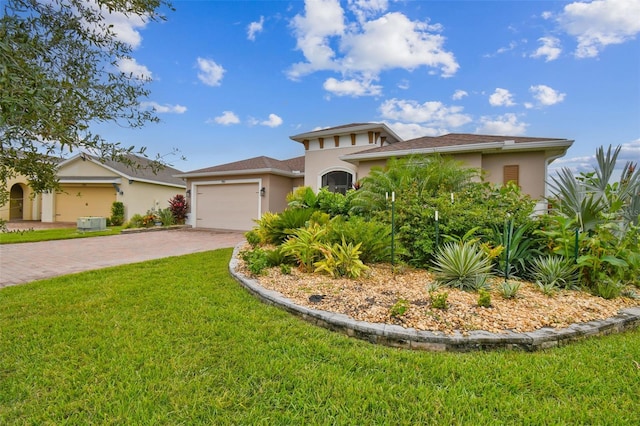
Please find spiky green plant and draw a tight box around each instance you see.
[530,255,578,291]
[281,223,327,272]
[314,238,369,279]
[432,241,493,291]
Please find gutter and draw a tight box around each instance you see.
[174,168,304,179]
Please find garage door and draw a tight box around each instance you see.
[55,186,116,222]
[195,182,260,230]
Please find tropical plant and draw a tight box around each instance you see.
[432,241,493,291]
[287,186,319,209]
[498,280,521,299]
[530,255,578,291]
[314,238,369,279]
[253,208,316,245]
[328,216,395,264]
[281,223,328,272]
[168,194,189,224]
[157,208,174,226]
[486,219,539,279]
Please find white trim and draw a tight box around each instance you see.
[190,178,262,229]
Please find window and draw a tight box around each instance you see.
[321,171,353,195]
[503,165,519,186]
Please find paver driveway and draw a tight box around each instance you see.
[0,229,244,288]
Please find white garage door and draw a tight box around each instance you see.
[195,182,260,231]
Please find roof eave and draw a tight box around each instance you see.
[341,139,574,163]
[175,168,304,179]
[290,123,402,144]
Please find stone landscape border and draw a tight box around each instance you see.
[229,244,640,352]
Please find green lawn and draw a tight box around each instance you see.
[1,248,639,424]
[0,226,123,244]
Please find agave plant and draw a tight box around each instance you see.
[432,241,493,291]
[530,255,578,291]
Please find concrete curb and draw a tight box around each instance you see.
[229,243,640,352]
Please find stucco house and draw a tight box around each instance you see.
[178,123,573,231]
[1,153,186,224]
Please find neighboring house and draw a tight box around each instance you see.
[0,153,186,224]
[1,173,42,223]
[179,123,573,231]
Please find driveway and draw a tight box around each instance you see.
[0,229,244,289]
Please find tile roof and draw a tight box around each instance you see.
[81,153,186,187]
[352,133,569,155]
[183,155,305,175]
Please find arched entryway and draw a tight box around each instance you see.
[321,170,353,195]
[9,184,24,220]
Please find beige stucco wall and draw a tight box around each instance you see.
[120,181,185,220]
[305,146,368,190]
[481,151,546,199]
[1,175,41,221]
[262,174,297,214]
[57,158,120,178]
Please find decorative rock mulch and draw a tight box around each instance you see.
[236,254,639,336]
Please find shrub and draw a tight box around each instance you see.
[109,201,125,226]
[157,208,174,226]
[328,216,395,264]
[125,213,144,229]
[245,230,261,247]
[168,194,189,224]
[485,220,539,279]
[432,241,493,291]
[477,289,492,308]
[594,278,623,300]
[241,249,270,276]
[390,299,410,318]
[430,292,448,310]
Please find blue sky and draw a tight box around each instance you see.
[97,0,640,174]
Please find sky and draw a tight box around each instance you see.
[96,0,640,175]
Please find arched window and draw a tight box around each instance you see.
[321,171,353,195]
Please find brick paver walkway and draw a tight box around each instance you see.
[0,229,244,288]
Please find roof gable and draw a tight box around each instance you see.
[58,153,186,187]
[178,155,305,178]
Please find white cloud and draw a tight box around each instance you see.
[196,57,225,87]
[323,77,382,96]
[379,98,472,129]
[476,113,528,135]
[531,36,562,61]
[261,113,283,127]
[340,12,458,77]
[79,1,149,50]
[549,139,640,175]
[452,90,468,100]
[529,84,566,107]
[385,121,444,140]
[211,111,240,125]
[117,57,152,80]
[288,1,458,95]
[348,0,389,23]
[489,88,516,107]
[484,41,518,58]
[557,0,640,58]
[397,79,410,90]
[140,102,187,114]
[247,16,265,41]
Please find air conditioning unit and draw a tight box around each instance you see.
[77,217,107,232]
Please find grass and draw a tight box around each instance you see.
[1,248,639,424]
[0,226,123,244]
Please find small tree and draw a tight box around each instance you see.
[168,194,188,224]
[109,201,125,226]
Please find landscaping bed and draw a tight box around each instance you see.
[238,258,639,335]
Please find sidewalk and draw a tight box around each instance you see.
[0,229,244,288]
